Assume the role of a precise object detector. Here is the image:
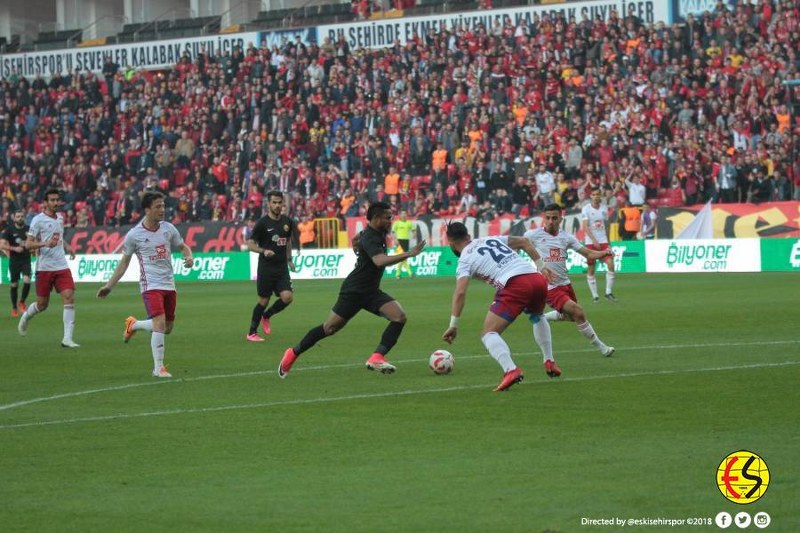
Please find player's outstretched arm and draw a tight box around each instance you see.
[371,240,427,268]
[97,254,133,298]
[442,277,469,344]
[578,246,613,261]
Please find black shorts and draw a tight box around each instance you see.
[257,269,293,298]
[9,260,32,282]
[332,290,395,321]
[398,239,410,252]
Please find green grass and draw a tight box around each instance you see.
[1,274,798,532]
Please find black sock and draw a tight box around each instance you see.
[20,283,30,303]
[375,321,405,355]
[249,304,266,334]
[294,324,328,355]
[10,286,18,308]
[264,299,290,319]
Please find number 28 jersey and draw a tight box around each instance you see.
[455,236,536,289]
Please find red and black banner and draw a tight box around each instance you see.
[65,221,250,254]
[656,201,800,239]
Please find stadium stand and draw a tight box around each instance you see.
[0,1,798,229]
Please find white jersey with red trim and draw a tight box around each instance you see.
[524,228,583,289]
[455,236,536,289]
[123,221,184,293]
[28,212,69,271]
[581,203,609,245]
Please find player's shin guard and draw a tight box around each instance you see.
[151,331,165,370]
[294,324,327,355]
[21,282,30,303]
[265,299,289,318]
[532,316,554,362]
[10,285,18,308]
[605,271,616,295]
[481,332,515,372]
[63,304,75,342]
[375,320,405,355]
[587,275,599,299]
[249,304,266,334]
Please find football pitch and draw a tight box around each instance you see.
[1,273,798,532]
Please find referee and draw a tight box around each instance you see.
[1,211,32,317]
[391,209,415,279]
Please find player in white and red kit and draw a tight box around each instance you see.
[97,192,194,378]
[581,188,617,302]
[441,222,560,391]
[17,189,80,347]
[525,204,615,357]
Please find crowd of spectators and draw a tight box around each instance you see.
[0,0,798,231]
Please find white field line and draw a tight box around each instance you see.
[0,361,798,430]
[0,339,798,417]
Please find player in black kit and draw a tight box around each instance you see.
[246,191,296,341]
[278,201,426,377]
[1,211,33,317]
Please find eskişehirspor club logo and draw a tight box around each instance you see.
[717,450,770,504]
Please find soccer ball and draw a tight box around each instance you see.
[429,350,455,374]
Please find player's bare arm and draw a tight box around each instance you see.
[247,238,275,258]
[96,254,133,298]
[582,219,599,246]
[286,238,295,272]
[442,276,470,344]
[578,246,613,260]
[371,240,427,268]
[509,236,555,282]
[180,243,194,268]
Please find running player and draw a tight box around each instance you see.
[525,204,615,357]
[581,188,617,302]
[1,210,32,317]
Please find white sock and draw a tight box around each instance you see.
[151,332,165,370]
[481,332,516,373]
[23,302,40,320]
[63,304,75,342]
[576,321,608,352]
[587,275,599,299]
[134,319,154,332]
[532,317,554,362]
[544,310,564,321]
[605,272,616,295]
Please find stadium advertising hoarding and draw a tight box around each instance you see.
[0,252,250,284]
[645,239,761,273]
[0,32,261,80]
[655,201,800,239]
[318,0,670,49]
[250,249,358,281]
[760,238,800,272]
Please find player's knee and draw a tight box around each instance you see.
[38,301,49,311]
[323,323,340,336]
[10,282,18,288]
[572,306,586,323]
[282,293,293,305]
[394,311,407,325]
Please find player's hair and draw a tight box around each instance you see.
[543,203,562,213]
[366,201,391,221]
[590,187,601,194]
[445,221,469,241]
[266,190,284,202]
[44,188,60,200]
[142,191,166,210]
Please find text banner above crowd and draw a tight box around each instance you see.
[319,0,671,50]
